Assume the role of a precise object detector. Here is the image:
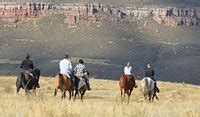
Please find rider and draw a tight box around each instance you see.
[145,64,160,93]
[59,53,75,89]
[20,54,40,88]
[59,54,73,78]
[74,59,91,90]
[124,62,138,88]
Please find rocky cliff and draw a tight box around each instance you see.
[0,2,199,27]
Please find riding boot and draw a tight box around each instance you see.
[154,83,160,93]
[35,75,40,88]
[130,75,138,88]
[36,82,40,88]
[87,82,91,90]
[151,77,159,93]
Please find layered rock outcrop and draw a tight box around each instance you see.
[0,2,199,27]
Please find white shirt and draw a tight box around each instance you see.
[124,66,132,75]
[59,59,72,76]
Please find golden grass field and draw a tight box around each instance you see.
[0,76,200,117]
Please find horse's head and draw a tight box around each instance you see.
[85,70,90,76]
[34,68,41,77]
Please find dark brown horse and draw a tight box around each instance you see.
[73,77,87,102]
[16,68,40,95]
[73,71,90,102]
[119,74,137,103]
[54,73,72,100]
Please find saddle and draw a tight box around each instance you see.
[59,73,71,81]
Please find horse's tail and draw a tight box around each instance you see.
[144,78,149,88]
[141,78,149,95]
[124,76,128,85]
[59,73,64,90]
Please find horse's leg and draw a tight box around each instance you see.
[64,91,66,99]
[25,87,29,95]
[61,89,64,99]
[120,88,123,102]
[155,94,159,100]
[61,91,65,100]
[68,90,71,100]
[71,89,74,97]
[123,89,126,101]
[130,89,133,97]
[16,86,21,95]
[152,94,154,102]
[127,90,132,103]
[81,91,85,102]
[33,88,36,95]
[124,90,128,102]
[54,88,58,96]
[148,92,151,102]
[73,90,78,101]
[127,94,130,103]
[144,93,147,100]
[128,89,133,103]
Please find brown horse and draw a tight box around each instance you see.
[54,73,72,100]
[119,74,137,103]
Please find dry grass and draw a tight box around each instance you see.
[0,76,200,117]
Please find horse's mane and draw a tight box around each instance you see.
[34,68,41,76]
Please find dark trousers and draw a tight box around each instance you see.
[70,74,75,90]
[83,76,90,89]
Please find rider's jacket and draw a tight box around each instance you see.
[20,59,34,71]
[145,68,154,78]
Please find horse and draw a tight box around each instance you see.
[73,71,89,102]
[119,74,137,103]
[54,73,72,100]
[141,77,156,102]
[16,68,40,95]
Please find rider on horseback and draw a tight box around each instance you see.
[59,54,73,85]
[59,54,72,76]
[20,54,40,88]
[145,64,160,94]
[124,62,138,88]
[74,59,91,90]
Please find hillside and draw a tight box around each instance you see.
[0,76,200,117]
[0,14,200,84]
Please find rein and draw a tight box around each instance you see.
[24,77,33,89]
[24,73,37,89]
